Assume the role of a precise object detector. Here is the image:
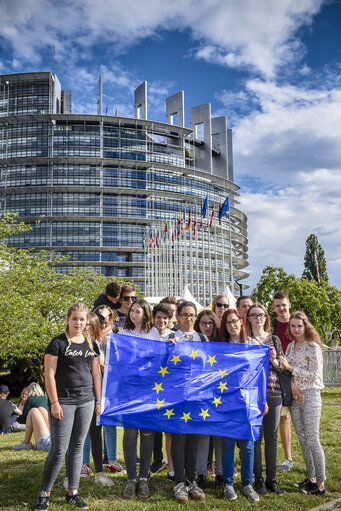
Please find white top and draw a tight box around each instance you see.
[168,330,208,342]
[118,326,160,341]
[159,328,173,341]
[286,340,324,391]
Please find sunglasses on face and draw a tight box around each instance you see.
[216,303,229,308]
[123,296,137,302]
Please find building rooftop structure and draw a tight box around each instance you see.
[0,71,248,303]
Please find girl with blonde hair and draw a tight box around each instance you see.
[34,303,101,511]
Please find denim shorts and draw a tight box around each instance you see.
[36,432,51,452]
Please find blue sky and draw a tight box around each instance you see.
[1,0,341,292]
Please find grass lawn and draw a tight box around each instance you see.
[1,387,340,510]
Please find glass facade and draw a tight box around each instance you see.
[0,72,248,299]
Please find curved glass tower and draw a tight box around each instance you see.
[0,72,248,303]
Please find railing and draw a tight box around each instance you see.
[323,349,341,386]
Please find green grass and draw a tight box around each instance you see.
[1,387,340,510]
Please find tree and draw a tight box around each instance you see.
[0,214,142,384]
[302,234,328,282]
[252,266,341,345]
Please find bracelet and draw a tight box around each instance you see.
[96,400,101,404]
[50,400,59,405]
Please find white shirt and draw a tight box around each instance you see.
[168,330,208,342]
[118,326,160,341]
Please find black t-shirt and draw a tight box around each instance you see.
[45,333,99,405]
[93,293,120,310]
[0,399,16,432]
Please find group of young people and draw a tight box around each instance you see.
[3,282,326,509]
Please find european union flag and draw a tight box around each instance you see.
[100,334,270,441]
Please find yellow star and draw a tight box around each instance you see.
[217,381,228,393]
[218,368,228,378]
[212,396,223,407]
[198,408,210,421]
[180,412,192,423]
[170,354,181,365]
[155,399,165,410]
[164,408,175,419]
[158,366,169,377]
[207,355,218,367]
[189,349,200,360]
[152,382,164,394]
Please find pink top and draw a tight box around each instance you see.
[286,340,324,391]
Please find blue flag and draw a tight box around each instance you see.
[218,195,229,220]
[201,196,208,218]
[100,334,269,441]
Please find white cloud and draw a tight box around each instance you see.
[229,80,341,183]
[0,0,324,78]
[240,167,341,291]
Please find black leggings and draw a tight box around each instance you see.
[89,408,103,474]
[171,433,198,485]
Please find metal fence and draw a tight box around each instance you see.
[323,349,341,386]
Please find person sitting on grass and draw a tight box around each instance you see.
[11,387,28,432]
[12,382,51,451]
[0,384,22,435]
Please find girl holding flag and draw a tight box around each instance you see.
[118,299,160,500]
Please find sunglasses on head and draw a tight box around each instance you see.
[216,303,229,308]
[123,296,137,302]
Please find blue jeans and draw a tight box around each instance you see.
[222,437,254,486]
[83,430,91,465]
[103,425,117,462]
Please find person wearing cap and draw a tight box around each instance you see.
[0,384,22,435]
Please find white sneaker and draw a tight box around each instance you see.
[242,484,260,502]
[224,485,237,501]
[279,459,293,471]
[95,473,114,487]
[13,441,32,450]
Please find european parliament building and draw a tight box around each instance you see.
[0,72,248,302]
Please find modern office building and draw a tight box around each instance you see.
[0,71,248,303]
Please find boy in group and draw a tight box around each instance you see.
[236,296,254,321]
[272,291,293,472]
[150,302,176,479]
[93,281,121,311]
[114,285,137,328]
[159,296,178,330]
[0,385,22,435]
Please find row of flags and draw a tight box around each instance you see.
[142,195,229,250]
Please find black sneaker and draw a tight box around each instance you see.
[308,486,325,497]
[215,475,224,489]
[300,480,318,494]
[102,454,108,466]
[35,493,50,511]
[66,493,88,508]
[197,474,208,489]
[167,472,175,482]
[266,479,283,495]
[150,459,163,473]
[293,478,311,489]
[254,477,267,495]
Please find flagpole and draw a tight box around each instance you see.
[228,211,234,294]
[208,206,213,304]
[144,227,147,295]
[214,219,219,296]
[189,208,194,296]
[150,228,155,296]
[195,205,200,302]
[221,219,226,291]
[183,209,188,289]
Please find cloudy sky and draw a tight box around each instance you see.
[1,0,340,291]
